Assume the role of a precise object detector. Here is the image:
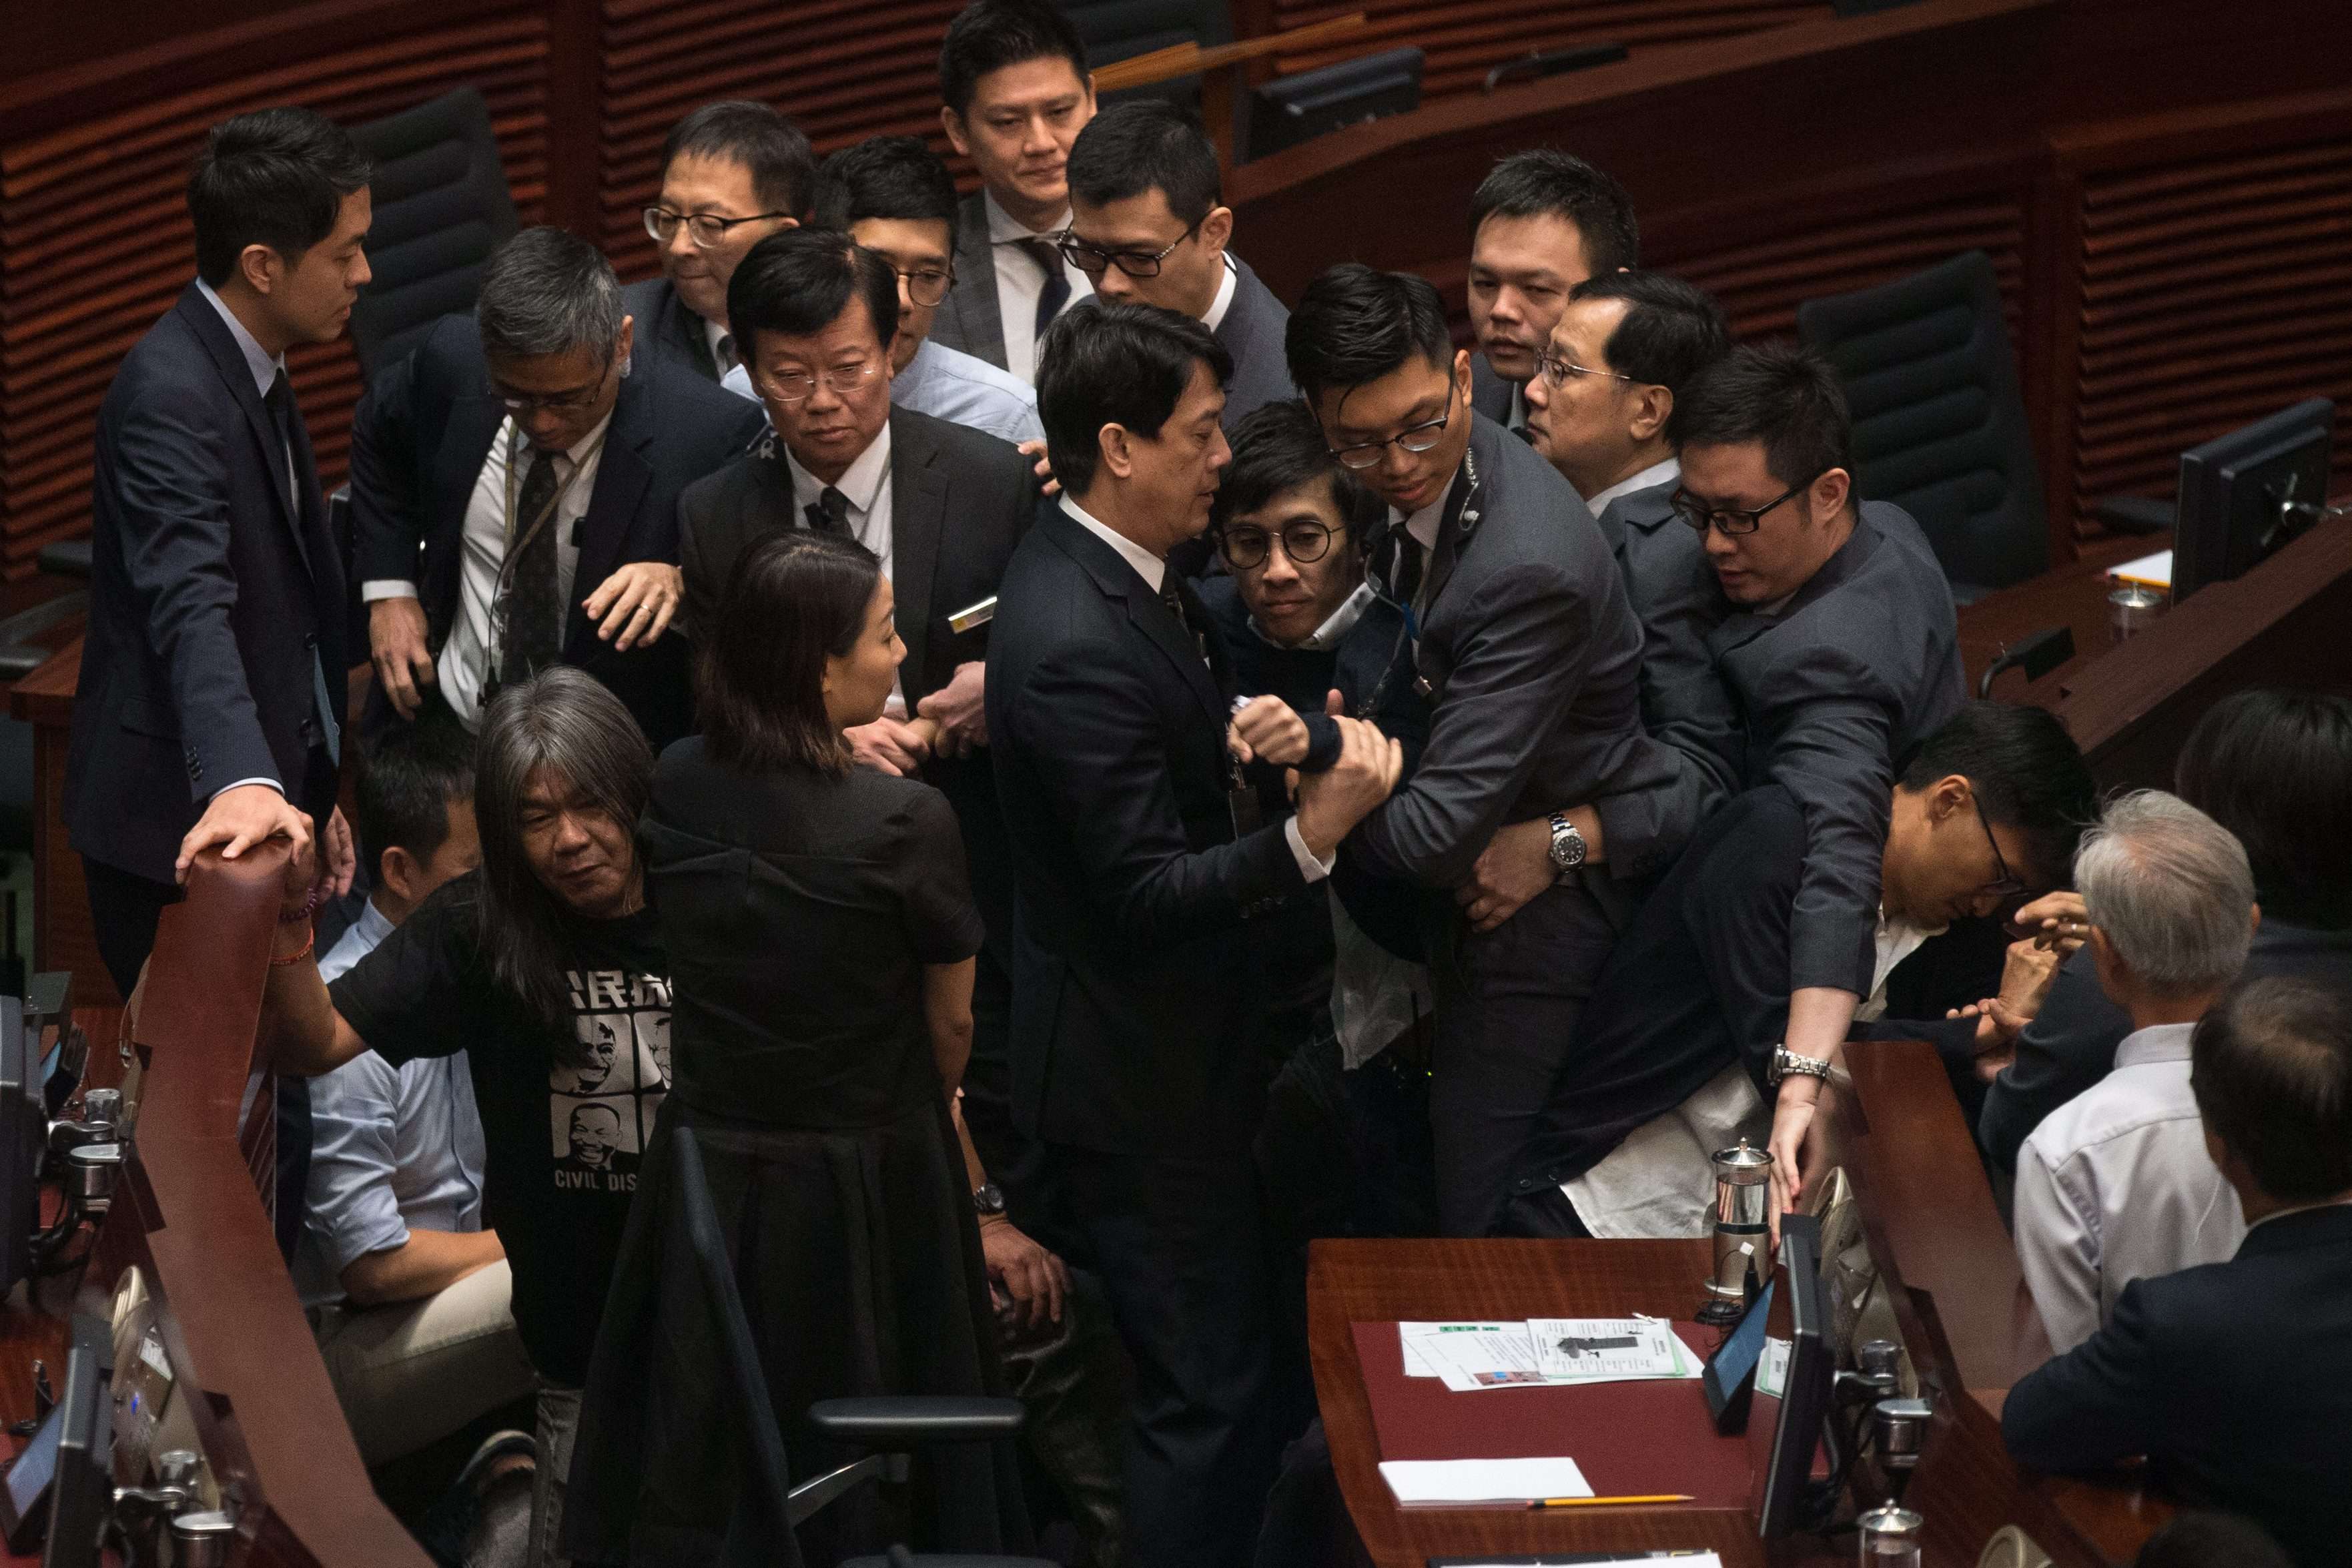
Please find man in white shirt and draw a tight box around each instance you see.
[622,101,812,384]
[2015,790,2257,1354]
[932,0,1097,382]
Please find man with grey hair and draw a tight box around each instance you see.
[351,225,765,752]
[2014,789,2258,1356]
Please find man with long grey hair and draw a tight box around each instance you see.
[350,224,763,753]
[2014,789,2259,1356]
[256,667,669,1567]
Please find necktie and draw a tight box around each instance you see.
[715,332,737,376]
[1388,524,1426,609]
[265,370,341,764]
[499,448,564,685]
[805,486,851,537]
[1020,238,1071,341]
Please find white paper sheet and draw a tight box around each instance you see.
[1377,1455,1593,1505]
[1526,1317,1702,1384]
[2108,548,2173,590]
[1399,1321,1546,1390]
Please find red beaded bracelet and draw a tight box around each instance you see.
[270,923,316,967]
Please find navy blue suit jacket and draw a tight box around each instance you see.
[2003,1202,2352,1567]
[348,314,765,752]
[67,282,346,885]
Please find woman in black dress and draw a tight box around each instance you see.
[566,531,1024,1565]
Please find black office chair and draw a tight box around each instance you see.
[1796,250,2049,602]
[663,1128,1052,1568]
[346,85,520,380]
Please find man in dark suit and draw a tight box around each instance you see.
[1064,102,1296,431]
[933,0,1096,382]
[69,107,372,996]
[352,228,763,755]
[1287,263,1665,1236]
[1661,343,1967,1216]
[2004,972,2352,1568]
[1499,703,2096,1239]
[1457,270,1742,929]
[1463,150,1641,434]
[622,101,813,384]
[1978,689,2352,1185]
[988,303,1400,1568]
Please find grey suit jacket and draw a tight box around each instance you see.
[1469,350,1518,426]
[1588,478,1745,881]
[1213,255,1297,428]
[623,275,720,383]
[928,190,1008,372]
[1353,412,1655,891]
[676,404,1035,712]
[1709,500,1964,994]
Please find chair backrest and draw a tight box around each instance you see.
[1797,249,2046,599]
[347,86,520,379]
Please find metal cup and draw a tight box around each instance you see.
[66,1141,121,1210]
[1699,1140,1773,1321]
[170,1510,236,1568]
[2108,585,2164,643]
[1858,1503,1924,1566]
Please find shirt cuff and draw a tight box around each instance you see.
[217,777,284,799]
[360,580,420,602]
[1284,815,1334,884]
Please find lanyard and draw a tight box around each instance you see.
[484,419,609,685]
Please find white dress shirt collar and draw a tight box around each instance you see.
[1060,494,1164,593]
[1200,255,1239,333]
[2114,1020,2196,1070]
[785,420,893,516]
[986,189,1068,242]
[195,278,285,396]
[1390,468,1459,556]
[1584,455,1681,516]
[705,316,737,375]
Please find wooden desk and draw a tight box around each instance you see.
[1956,534,2152,699]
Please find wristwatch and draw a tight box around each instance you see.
[972,1182,1007,1218]
[1547,811,1587,876]
[1768,1046,1835,1087]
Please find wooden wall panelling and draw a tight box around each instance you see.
[0,10,551,578]
[1264,0,1830,103]
[2044,87,2352,542]
[595,0,965,286]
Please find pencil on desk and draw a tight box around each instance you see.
[1527,1494,1695,1509]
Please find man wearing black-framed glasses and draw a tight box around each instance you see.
[350,228,764,753]
[1064,103,1298,442]
[1286,262,1654,1238]
[1660,342,1966,1224]
[622,101,813,384]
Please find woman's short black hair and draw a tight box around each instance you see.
[1665,340,1854,490]
[812,135,961,250]
[940,0,1090,117]
[187,107,371,288]
[699,531,882,778]
[1898,701,2098,889]
[1210,401,1384,554]
[2191,974,2352,1204]
[728,228,901,360]
[660,101,817,219]
[1036,302,1230,498]
[2174,688,2352,928]
[1568,271,1730,394]
[1066,101,1221,228]
[1285,263,1455,404]
[1467,149,1639,275]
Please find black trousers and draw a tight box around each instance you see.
[1498,1182,1594,1240]
[1049,1138,1283,1568]
[1427,875,1625,1237]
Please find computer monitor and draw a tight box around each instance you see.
[41,1314,111,1568]
[0,998,40,1296]
[1244,47,1424,162]
[2173,396,2336,603]
[1745,1213,1834,1539]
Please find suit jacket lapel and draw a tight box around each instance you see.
[566,397,654,653]
[1042,509,1224,728]
[888,412,945,705]
[1419,448,1483,615]
[950,191,1007,370]
[176,287,309,571]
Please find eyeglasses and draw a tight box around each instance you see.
[643,206,791,250]
[1533,350,1635,390]
[1218,520,1340,570]
[1970,788,2030,903]
[492,356,619,416]
[759,360,883,404]
[889,266,955,308]
[1669,470,1828,536]
[1324,383,1459,471]
[1057,220,1203,279]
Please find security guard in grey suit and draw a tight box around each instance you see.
[1290,264,1665,1236]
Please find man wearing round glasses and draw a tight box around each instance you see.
[1063,103,1297,436]
[624,101,813,384]
[1661,342,1966,1222]
[1286,262,1655,1238]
